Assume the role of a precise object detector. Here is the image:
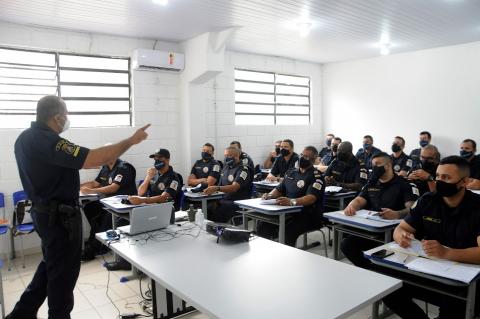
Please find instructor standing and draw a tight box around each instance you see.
[8,95,150,319]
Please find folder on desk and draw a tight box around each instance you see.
[406,257,480,283]
[352,210,402,224]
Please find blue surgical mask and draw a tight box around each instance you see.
[225,157,235,167]
[201,152,212,160]
[326,139,332,147]
[420,140,429,148]
[154,160,165,170]
[363,143,372,150]
[460,150,474,159]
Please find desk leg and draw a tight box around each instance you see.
[371,300,380,319]
[279,214,286,244]
[384,230,392,243]
[333,225,339,260]
[201,200,208,220]
[339,198,345,210]
[465,282,476,319]
[242,214,248,230]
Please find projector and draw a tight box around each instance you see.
[205,221,252,243]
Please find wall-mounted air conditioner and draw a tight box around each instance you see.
[132,49,185,71]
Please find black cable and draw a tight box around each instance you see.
[102,241,121,318]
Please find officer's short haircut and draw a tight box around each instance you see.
[462,139,477,151]
[422,144,440,161]
[225,146,240,157]
[338,141,352,153]
[204,143,214,152]
[275,140,282,144]
[372,152,393,165]
[395,136,405,147]
[36,95,66,124]
[303,146,318,159]
[333,137,342,143]
[420,131,432,139]
[326,133,335,138]
[282,139,294,148]
[439,155,470,178]
[363,135,373,141]
[230,141,241,149]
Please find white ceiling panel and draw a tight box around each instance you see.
[1,0,480,63]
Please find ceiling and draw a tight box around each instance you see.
[1,0,480,63]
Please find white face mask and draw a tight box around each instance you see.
[61,117,70,132]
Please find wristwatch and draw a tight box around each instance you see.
[427,175,434,182]
[290,199,297,206]
[217,186,221,191]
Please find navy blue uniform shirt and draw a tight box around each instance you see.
[95,159,137,196]
[270,152,299,178]
[219,162,252,201]
[321,151,336,166]
[391,152,413,174]
[355,146,382,170]
[148,166,181,200]
[14,121,89,204]
[190,158,221,181]
[405,191,480,249]
[240,152,254,169]
[409,148,421,167]
[468,155,480,180]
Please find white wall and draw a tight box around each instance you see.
[0,22,181,253]
[204,51,323,166]
[322,41,480,157]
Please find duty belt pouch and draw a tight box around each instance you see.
[58,204,80,241]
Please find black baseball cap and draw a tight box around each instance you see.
[149,148,170,159]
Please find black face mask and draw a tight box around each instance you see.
[421,160,435,172]
[275,147,281,155]
[460,150,474,159]
[225,157,235,168]
[372,165,386,180]
[337,152,349,162]
[280,148,290,157]
[332,144,339,153]
[436,179,463,197]
[326,139,332,147]
[298,156,312,169]
[391,144,402,153]
[154,160,165,170]
[201,152,212,160]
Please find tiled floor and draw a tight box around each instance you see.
[2,230,435,318]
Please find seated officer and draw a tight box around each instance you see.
[341,152,419,268]
[390,136,413,177]
[257,146,325,247]
[230,140,254,169]
[407,144,439,195]
[325,141,364,191]
[355,135,381,171]
[266,139,299,181]
[187,143,221,187]
[460,138,480,190]
[79,156,136,261]
[129,148,181,206]
[263,140,282,169]
[319,133,335,159]
[203,146,252,223]
[382,156,480,319]
[409,130,432,167]
[316,137,341,173]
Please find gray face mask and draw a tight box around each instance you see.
[61,117,70,132]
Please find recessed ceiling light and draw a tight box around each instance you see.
[153,0,168,6]
[297,22,313,37]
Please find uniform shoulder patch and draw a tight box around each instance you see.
[55,139,81,157]
[312,181,323,190]
[213,164,220,172]
[114,174,123,183]
[410,183,419,196]
[239,171,248,180]
[170,180,179,191]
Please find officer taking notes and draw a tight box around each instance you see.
[9,95,149,319]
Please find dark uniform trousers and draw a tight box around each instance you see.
[207,199,239,223]
[12,208,82,319]
[257,206,323,247]
[340,236,378,269]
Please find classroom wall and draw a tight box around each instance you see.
[322,41,480,157]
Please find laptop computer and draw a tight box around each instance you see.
[117,202,173,235]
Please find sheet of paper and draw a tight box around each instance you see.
[259,199,278,205]
[387,239,428,258]
[325,186,342,193]
[406,257,480,283]
[353,209,402,224]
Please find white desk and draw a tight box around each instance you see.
[234,198,302,244]
[365,243,480,319]
[252,180,280,193]
[324,190,357,210]
[183,191,224,219]
[324,211,400,260]
[97,226,401,319]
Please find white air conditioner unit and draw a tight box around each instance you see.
[132,49,185,71]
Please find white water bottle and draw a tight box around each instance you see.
[195,209,204,227]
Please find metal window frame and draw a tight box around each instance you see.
[234,68,311,125]
[0,46,132,127]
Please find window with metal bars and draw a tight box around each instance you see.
[234,68,310,125]
[0,47,131,129]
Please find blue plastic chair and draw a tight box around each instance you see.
[0,193,11,272]
[11,190,35,268]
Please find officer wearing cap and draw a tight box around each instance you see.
[204,146,252,223]
[355,135,382,171]
[187,143,221,187]
[383,156,480,319]
[390,136,412,177]
[263,140,282,169]
[266,139,299,182]
[325,141,364,191]
[129,148,182,208]
[460,138,480,190]
[79,156,137,261]
[9,95,149,319]
[409,131,432,167]
[258,146,325,247]
[230,140,254,169]
[407,144,440,196]
[341,152,419,268]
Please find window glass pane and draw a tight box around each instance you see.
[61,85,129,98]
[235,81,274,93]
[0,84,57,95]
[0,114,36,128]
[276,95,309,105]
[276,74,309,86]
[235,104,274,114]
[0,93,46,101]
[60,70,129,84]
[0,100,37,111]
[235,115,274,125]
[0,66,57,80]
[66,100,130,112]
[276,115,310,125]
[234,70,274,83]
[235,92,274,104]
[276,105,309,115]
[0,76,57,86]
[0,49,55,66]
[276,85,309,96]
[59,55,128,70]
[69,114,130,127]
